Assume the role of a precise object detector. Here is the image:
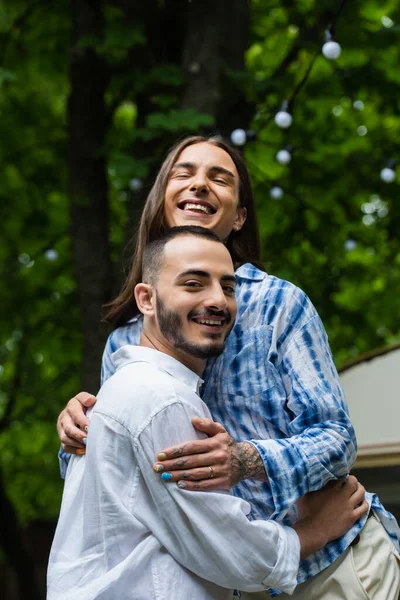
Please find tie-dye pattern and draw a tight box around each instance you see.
[59,263,399,595]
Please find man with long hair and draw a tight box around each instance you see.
[57,137,400,599]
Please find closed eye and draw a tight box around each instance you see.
[183,281,203,288]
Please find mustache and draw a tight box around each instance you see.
[188,308,232,324]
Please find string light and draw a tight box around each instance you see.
[270,186,283,199]
[344,239,357,251]
[129,178,143,192]
[45,249,58,261]
[380,168,396,183]
[230,129,257,146]
[274,108,292,129]
[230,128,247,146]
[276,149,291,165]
[322,34,342,60]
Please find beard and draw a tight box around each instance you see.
[155,295,228,360]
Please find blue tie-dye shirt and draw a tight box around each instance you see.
[59,263,400,595]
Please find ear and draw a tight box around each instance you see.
[233,206,247,232]
[134,283,155,316]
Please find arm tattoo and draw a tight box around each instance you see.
[229,440,268,486]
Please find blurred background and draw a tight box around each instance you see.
[1,1,399,598]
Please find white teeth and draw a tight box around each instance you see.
[183,203,212,215]
[198,319,221,326]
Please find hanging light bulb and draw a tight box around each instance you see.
[129,178,143,192]
[230,129,247,146]
[322,29,342,60]
[45,249,59,261]
[276,149,291,165]
[270,186,283,200]
[380,168,396,183]
[274,110,292,129]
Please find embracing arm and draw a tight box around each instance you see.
[251,311,357,517]
[56,332,117,478]
[153,298,356,507]
[138,402,366,594]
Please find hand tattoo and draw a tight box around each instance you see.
[229,440,268,486]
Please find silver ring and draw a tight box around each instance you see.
[208,466,214,479]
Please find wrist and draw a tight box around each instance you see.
[292,518,328,560]
[231,441,268,484]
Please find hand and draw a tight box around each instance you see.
[293,475,368,560]
[152,417,267,490]
[57,392,96,454]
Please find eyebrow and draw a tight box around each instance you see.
[176,270,236,285]
[172,161,235,180]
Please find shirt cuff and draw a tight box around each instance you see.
[263,525,300,595]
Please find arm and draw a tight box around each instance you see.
[57,331,117,478]
[137,402,365,594]
[153,297,356,507]
[251,312,357,517]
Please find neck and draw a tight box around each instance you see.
[139,326,206,377]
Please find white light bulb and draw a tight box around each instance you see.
[322,41,342,60]
[270,186,283,200]
[274,111,292,129]
[230,129,247,146]
[344,239,357,251]
[276,150,291,165]
[129,177,143,192]
[45,249,58,261]
[380,168,396,183]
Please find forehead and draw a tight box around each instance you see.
[174,143,238,178]
[160,236,234,278]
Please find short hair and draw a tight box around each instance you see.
[142,226,222,285]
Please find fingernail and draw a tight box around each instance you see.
[157,453,167,461]
[82,438,87,445]
[161,473,172,482]
[84,426,89,433]
[153,464,164,473]
[76,449,86,455]
[178,481,187,489]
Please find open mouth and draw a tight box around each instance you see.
[178,201,216,216]
[191,316,226,331]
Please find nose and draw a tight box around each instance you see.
[190,170,209,194]
[205,284,228,312]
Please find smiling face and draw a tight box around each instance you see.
[136,234,237,374]
[164,142,247,241]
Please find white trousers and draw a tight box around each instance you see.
[241,514,400,600]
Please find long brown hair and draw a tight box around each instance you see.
[104,135,263,328]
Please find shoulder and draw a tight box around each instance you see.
[235,264,317,330]
[95,360,204,435]
[107,315,143,352]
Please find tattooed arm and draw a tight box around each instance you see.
[152,417,267,491]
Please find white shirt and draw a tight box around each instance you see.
[48,346,300,600]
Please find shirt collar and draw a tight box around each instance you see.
[234,262,266,281]
[111,345,203,394]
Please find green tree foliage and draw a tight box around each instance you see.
[0,0,399,594]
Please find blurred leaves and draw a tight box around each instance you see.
[0,0,400,528]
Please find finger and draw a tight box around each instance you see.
[344,475,358,493]
[353,499,369,520]
[61,444,86,455]
[176,477,230,492]
[60,422,88,446]
[191,417,226,437]
[153,452,217,473]
[159,466,216,483]
[350,483,365,507]
[157,439,212,461]
[74,391,97,408]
